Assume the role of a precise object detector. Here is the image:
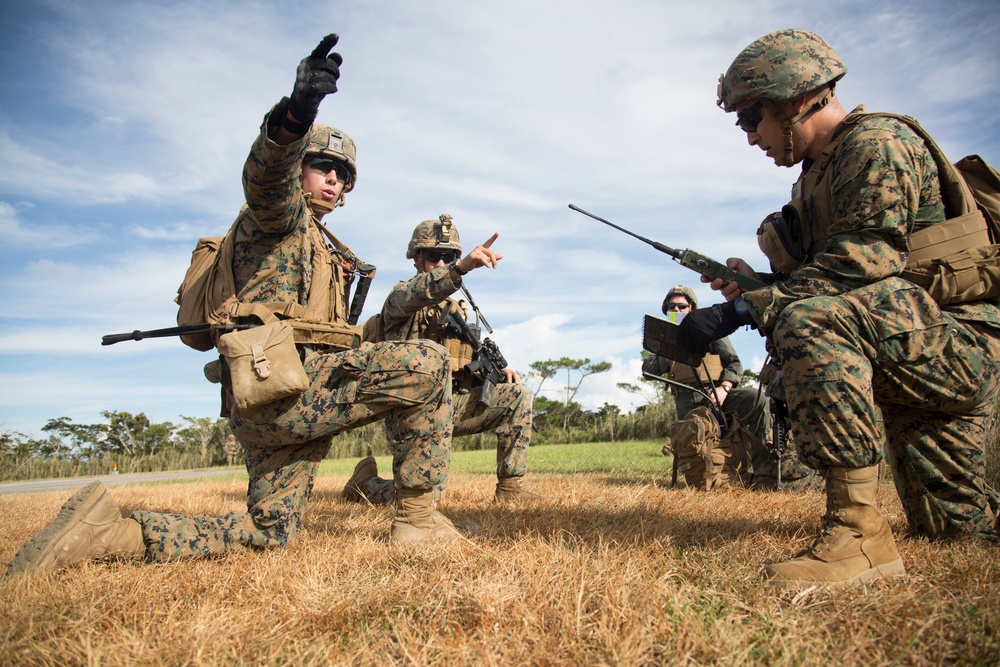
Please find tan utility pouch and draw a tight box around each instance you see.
[907,212,991,263]
[903,244,1000,305]
[216,321,309,414]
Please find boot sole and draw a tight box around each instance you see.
[767,558,907,590]
[4,481,105,577]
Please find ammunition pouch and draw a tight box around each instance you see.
[443,336,477,374]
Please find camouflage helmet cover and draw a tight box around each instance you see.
[406,214,463,259]
[717,29,847,112]
[306,124,358,192]
[663,285,698,313]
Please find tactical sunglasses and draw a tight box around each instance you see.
[305,157,352,183]
[665,302,691,311]
[422,250,459,264]
[735,101,764,133]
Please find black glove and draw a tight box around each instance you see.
[676,298,755,357]
[288,33,343,126]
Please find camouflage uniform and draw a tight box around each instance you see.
[361,266,532,504]
[742,110,1000,537]
[131,107,455,561]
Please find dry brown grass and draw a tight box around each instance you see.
[1,467,997,666]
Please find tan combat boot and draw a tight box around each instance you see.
[764,465,906,588]
[341,456,378,503]
[5,481,145,577]
[495,476,543,503]
[390,488,477,543]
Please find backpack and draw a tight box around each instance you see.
[884,114,1000,305]
[174,225,236,351]
[955,155,1000,241]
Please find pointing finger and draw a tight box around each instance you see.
[482,232,500,248]
[310,34,340,59]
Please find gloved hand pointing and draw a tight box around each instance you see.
[288,33,343,126]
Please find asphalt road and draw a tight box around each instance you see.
[0,467,247,495]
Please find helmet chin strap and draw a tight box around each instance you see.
[764,89,833,167]
[306,193,345,218]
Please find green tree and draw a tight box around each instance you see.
[175,416,231,463]
[529,357,612,431]
[42,417,100,461]
[100,410,176,457]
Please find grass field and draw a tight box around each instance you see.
[1,440,997,666]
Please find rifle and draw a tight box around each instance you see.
[348,263,377,326]
[441,306,508,408]
[569,204,766,292]
[769,398,789,489]
[102,323,256,346]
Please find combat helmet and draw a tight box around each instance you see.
[406,214,463,259]
[717,29,846,112]
[662,285,697,314]
[306,124,358,192]
[717,29,846,166]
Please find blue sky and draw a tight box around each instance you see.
[1,0,998,437]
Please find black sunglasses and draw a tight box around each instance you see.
[422,250,458,264]
[665,302,690,311]
[735,101,764,133]
[305,157,352,183]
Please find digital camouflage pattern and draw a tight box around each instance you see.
[358,261,532,504]
[406,214,462,259]
[306,124,357,190]
[742,111,1000,538]
[131,106,455,559]
[364,383,533,503]
[717,28,846,111]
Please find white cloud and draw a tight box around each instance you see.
[0,0,997,436]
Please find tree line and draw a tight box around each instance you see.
[0,356,689,482]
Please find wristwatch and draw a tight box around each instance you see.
[449,260,468,276]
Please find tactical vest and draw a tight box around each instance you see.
[384,296,476,376]
[176,205,362,351]
[760,108,998,306]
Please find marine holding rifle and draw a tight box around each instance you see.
[343,216,539,505]
[6,34,470,578]
[676,29,1000,588]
